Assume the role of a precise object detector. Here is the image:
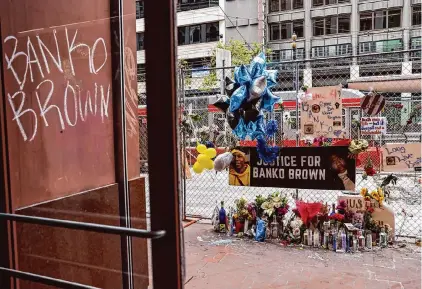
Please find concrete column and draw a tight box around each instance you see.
[351,0,359,65]
[401,61,412,125]
[303,68,312,87]
[304,0,312,67]
[403,0,411,62]
[350,65,360,80]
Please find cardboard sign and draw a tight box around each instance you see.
[301,86,343,138]
[360,117,387,135]
[337,195,366,213]
[372,205,395,237]
[382,143,422,172]
[229,146,356,191]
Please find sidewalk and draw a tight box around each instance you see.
[184,221,421,289]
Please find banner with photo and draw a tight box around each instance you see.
[229,146,356,191]
[300,86,343,139]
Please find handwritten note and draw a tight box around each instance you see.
[382,143,422,172]
[360,117,387,135]
[301,86,343,138]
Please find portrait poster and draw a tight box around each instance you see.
[382,143,422,172]
[360,117,387,135]
[229,146,356,191]
[300,86,343,138]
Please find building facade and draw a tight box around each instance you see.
[136,0,225,87]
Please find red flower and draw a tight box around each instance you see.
[367,207,374,214]
[292,208,301,217]
[329,213,344,221]
[365,167,376,176]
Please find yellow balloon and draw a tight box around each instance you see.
[197,144,207,154]
[197,154,209,164]
[193,162,204,174]
[204,159,214,170]
[205,148,217,159]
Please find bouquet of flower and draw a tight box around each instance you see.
[360,187,385,207]
[313,136,332,147]
[348,139,369,156]
[261,192,289,219]
[233,197,250,222]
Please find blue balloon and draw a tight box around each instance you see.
[234,65,251,86]
[261,89,281,112]
[264,70,278,88]
[229,85,248,113]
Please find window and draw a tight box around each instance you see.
[359,42,373,54]
[312,44,352,58]
[293,20,304,37]
[270,23,280,40]
[338,43,352,55]
[312,46,325,58]
[312,0,349,6]
[190,25,201,44]
[338,15,350,33]
[293,0,304,9]
[137,32,144,50]
[360,12,372,31]
[388,9,401,28]
[312,0,324,6]
[280,22,292,39]
[312,15,350,36]
[359,39,403,54]
[374,10,387,29]
[360,9,402,31]
[325,16,337,35]
[270,0,279,12]
[413,5,421,26]
[206,23,219,42]
[269,0,303,11]
[280,0,292,10]
[270,21,304,40]
[177,22,219,45]
[274,48,305,60]
[313,18,324,36]
[136,0,144,19]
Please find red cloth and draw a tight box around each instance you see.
[295,201,322,225]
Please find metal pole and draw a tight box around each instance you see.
[181,69,187,221]
[293,39,299,200]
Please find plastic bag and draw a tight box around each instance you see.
[255,218,266,242]
[213,152,233,172]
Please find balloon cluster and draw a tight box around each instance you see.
[213,52,281,141]
[213,53,282,163]
[193,143,217,174]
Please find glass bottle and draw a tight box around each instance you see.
[324,231,329,249]
[219,201,226,233]
[303,229,309,246]
[332,228,337,252]
[271,215,278,239]
[380,227,387,248]
[313,229,320,247]
[358,230,365,250]
[308,229,313,246]
[352,235,358,253]
[366,230,372,249]
[341,229,347,252]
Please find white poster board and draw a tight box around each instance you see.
[301,86,343,138]
[360,117,387,135]
[382,143,422,172]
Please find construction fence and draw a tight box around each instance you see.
[139,50,422,238]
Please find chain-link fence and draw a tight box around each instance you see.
[139,50,421,237]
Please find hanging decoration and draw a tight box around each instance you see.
[360,90,386,116]
[212,53,282,163]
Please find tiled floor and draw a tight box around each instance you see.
[184,222,421,289]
